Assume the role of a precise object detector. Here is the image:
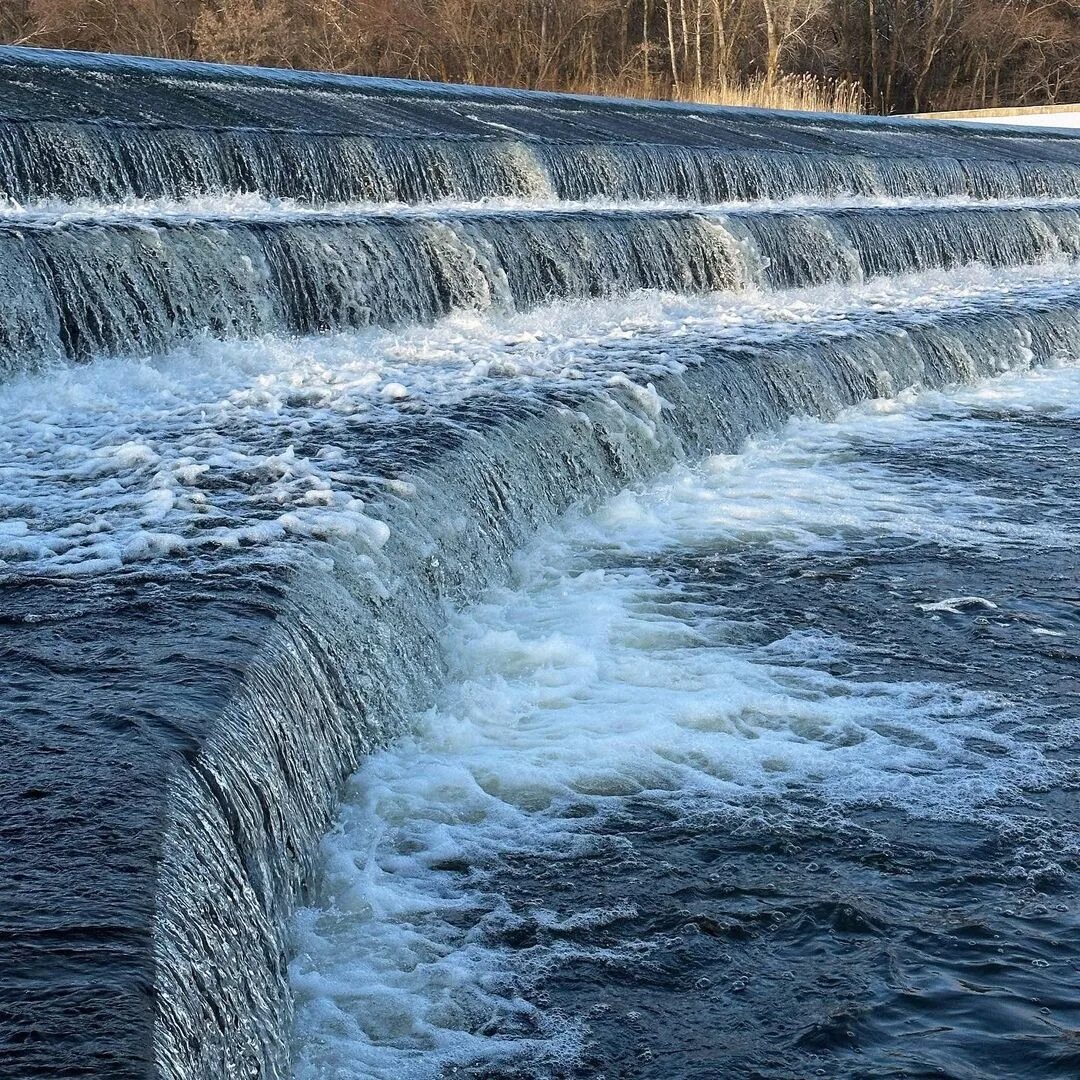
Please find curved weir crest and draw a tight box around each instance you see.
[0,46,1079,1080]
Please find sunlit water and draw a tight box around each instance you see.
[9,45,1080,1080]
[292,363,1080,1079]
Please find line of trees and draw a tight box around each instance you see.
[3,1,1080,114]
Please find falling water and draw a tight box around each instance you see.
[1,46,1078,1080]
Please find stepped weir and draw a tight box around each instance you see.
[2,47,1080,1079]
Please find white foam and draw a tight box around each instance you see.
[290,361,1078,1078]
[1,262,1076,577]
[2,191,1078,230]
[918,597,999,614]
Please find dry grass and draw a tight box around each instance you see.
[568,73,867,115]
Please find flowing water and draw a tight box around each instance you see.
[1,47,1079,1080]
[292,365,1080,1079]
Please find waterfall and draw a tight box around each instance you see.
[4,45,1080,207]
[153,283,1080,1079]
[2,45,1080,1080]
[4,202,1080,374]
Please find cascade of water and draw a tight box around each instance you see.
[4,45,1080,1080]
[5,124,1080,206]
[3,202,1080,375]
[142,284,1080,1079]
[4,47,1080,207]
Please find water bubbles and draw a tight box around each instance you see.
[290,292,1080,1077]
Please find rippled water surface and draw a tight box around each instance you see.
[292,364,1080,1079]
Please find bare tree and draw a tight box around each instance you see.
[758,0,827,83]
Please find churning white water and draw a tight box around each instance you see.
[3,191,1080,229]
[289,360,1080,1079]
[2,263,1076,579]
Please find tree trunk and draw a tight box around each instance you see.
[761,0,781,85]
[666,0,681,94]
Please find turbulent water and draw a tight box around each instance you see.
[3,47,1080,1080]
[2,264,1075,578]
[7,193,1080,374]
[291,365,1080,1079]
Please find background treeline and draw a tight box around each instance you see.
[3,0,1080,114]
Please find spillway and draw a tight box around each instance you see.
[7,198,1080,373]
[1,47,1079,1080]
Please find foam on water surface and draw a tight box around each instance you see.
[4,191,1080,229]
[289,361,1080,1078]
[3,264,1077,579]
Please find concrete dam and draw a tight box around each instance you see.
[2,47,1079,1080]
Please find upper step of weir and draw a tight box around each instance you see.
[0,44,1074,155]
[4,46,1080,205]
